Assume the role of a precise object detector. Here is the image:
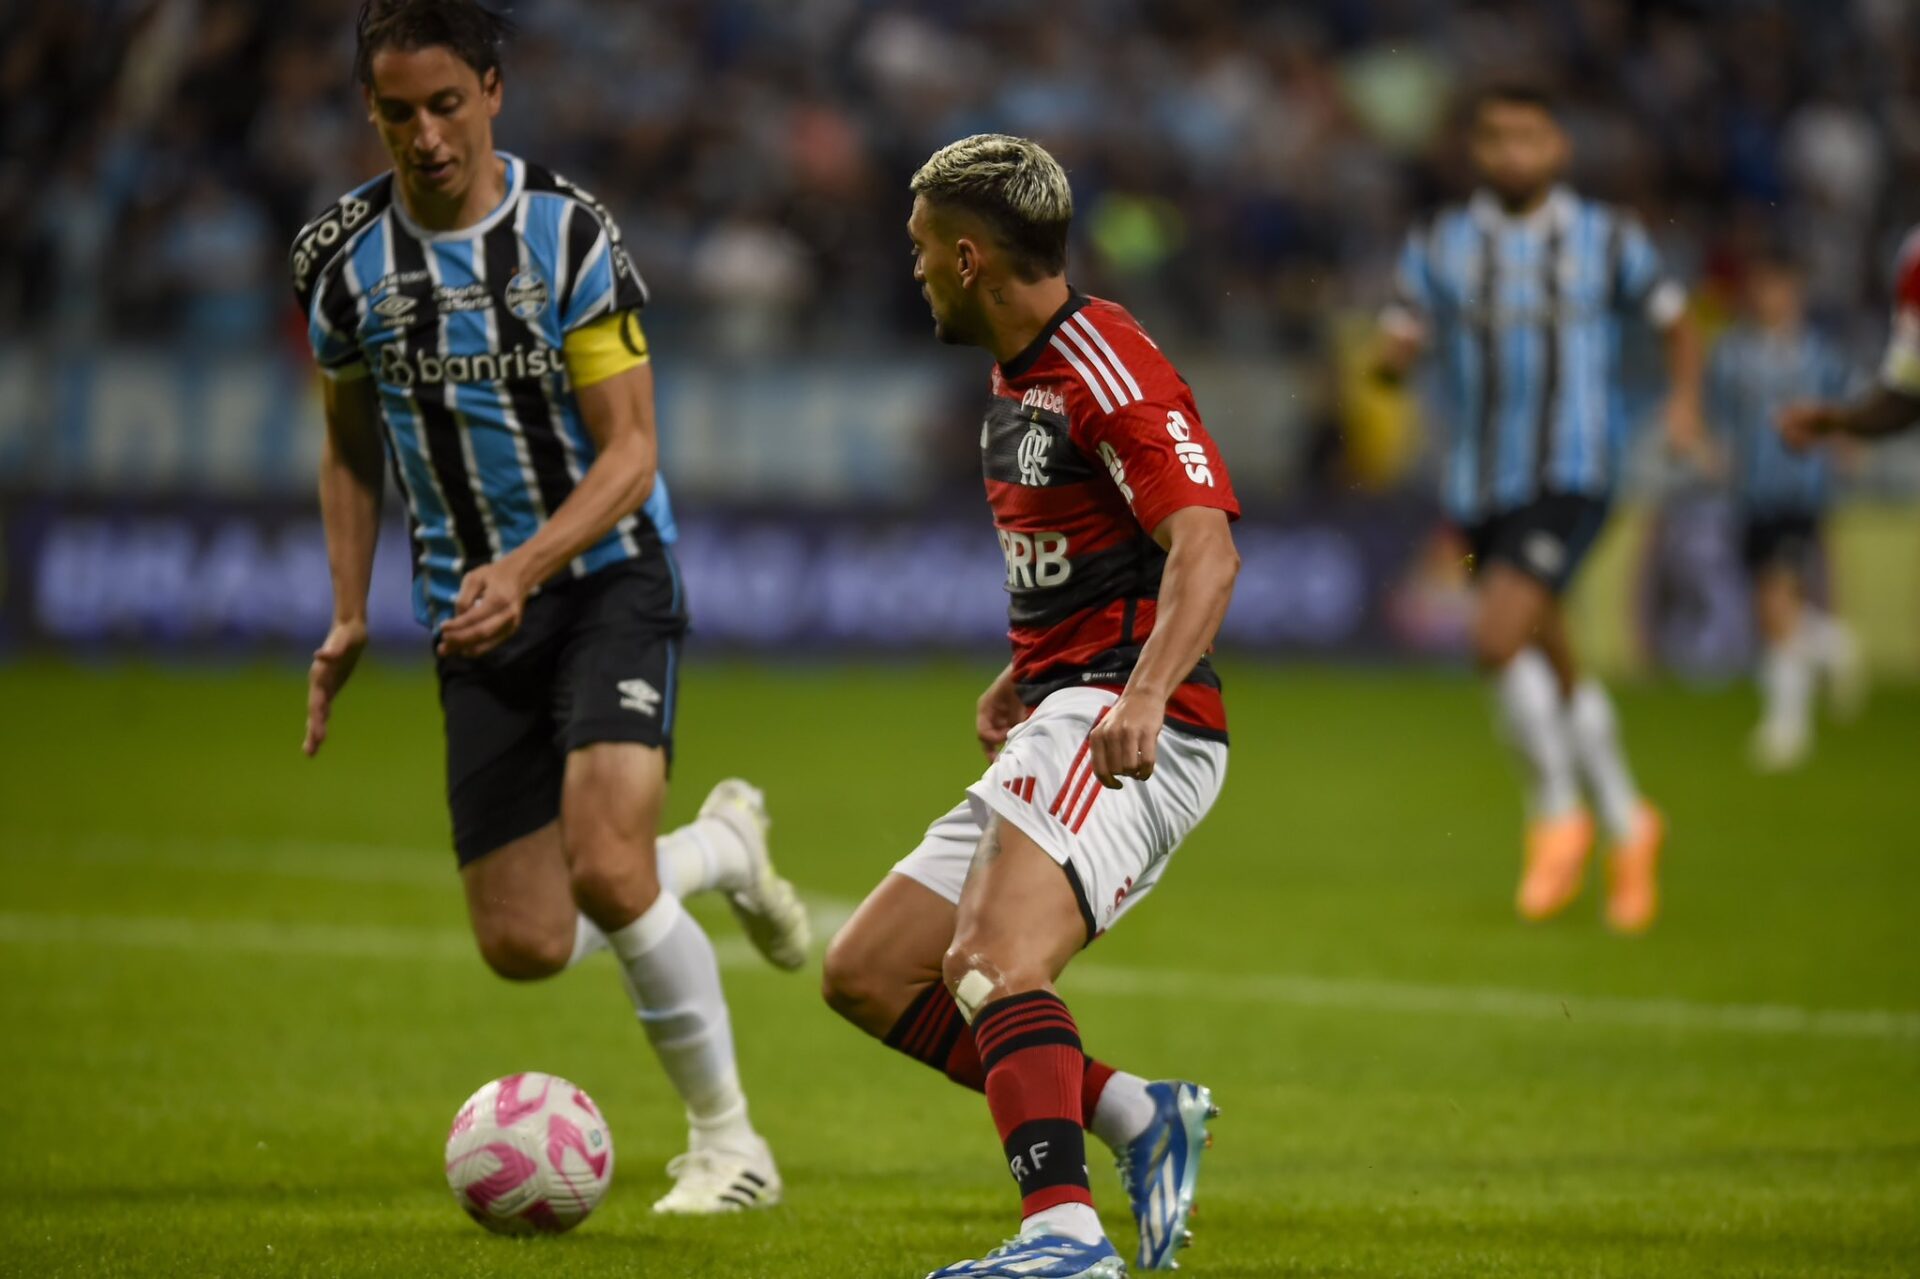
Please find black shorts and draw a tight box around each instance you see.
[436,560,686,865]
[1740,512,1822,577]
[1464,492,1610,596]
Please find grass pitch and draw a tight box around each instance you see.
[0,659,1915,1277]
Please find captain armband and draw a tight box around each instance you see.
[563,309,650,389]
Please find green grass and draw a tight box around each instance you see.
[1,659,1916,1278]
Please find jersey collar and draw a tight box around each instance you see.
[1469,184,1575,233]
[999,288,1089,380]
[391,152,525,243]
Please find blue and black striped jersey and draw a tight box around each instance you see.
[290,153,678,629]
[1708,324,1853,516]
[1388,187,1685,523]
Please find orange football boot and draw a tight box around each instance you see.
[1516,808,1595,921]
[1605,802,1665,934]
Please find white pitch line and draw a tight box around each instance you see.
[1064,966,1920,1042]
[0,907,1912,1043]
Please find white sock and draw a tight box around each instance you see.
[605,892,757,1153]
[1759,641,1814,734]
[1567,678,1643,842]
[655,819,754,899]
[1495,650,1580,820]
[567,914,608,968]
[1090,1071,1156,1150]
[1023,1201,1105,1246]
[1797,609,1850,672]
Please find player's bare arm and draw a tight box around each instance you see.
[1660,308,1711,462]
[305,373,385,757]
[1780,387,1920,448]
[436,358,660,658]
[1372,310,1427,383]
[975,662,1028,758]
[1089,507,1239,789]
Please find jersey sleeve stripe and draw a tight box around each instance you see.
[566,231,615,328]
[1049,335,1116,414]
[1059,322,1135,407]
[1069,313,1144,402]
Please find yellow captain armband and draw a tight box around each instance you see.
[563,309,650,388]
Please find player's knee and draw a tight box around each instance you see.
[566,847,656,924]
[940,941,1023,1021]
[820,929,876,1022]
[474,924,570,982]
[1473,619,1526,673]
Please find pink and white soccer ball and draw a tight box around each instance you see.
[445,1072,614,1235]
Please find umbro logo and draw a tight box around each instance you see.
[373,293,417,320]
[617,678,662,717]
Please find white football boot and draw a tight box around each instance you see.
[699,779,811,971]
[1748,718,1810,773]
[652,1137,783,1214]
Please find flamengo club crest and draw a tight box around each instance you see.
[1017,422,1051,486]
[504,269,549,320]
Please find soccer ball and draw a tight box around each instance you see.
[445,1072,615,1235]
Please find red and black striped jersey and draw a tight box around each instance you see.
[982,292,1240,739]
[1882,225,1920,398]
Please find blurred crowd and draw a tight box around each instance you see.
[4,0,1919,358]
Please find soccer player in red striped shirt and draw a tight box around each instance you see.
[822,135,1241,1278]
[1781,224,1920,443]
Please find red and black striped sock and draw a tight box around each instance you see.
[883,980,983,1088]
[973,990,1093,1217]
[884,984,1120,1129]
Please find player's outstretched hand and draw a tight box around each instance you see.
[976,664,1029,758]
[1090,692,1164,790]
[1778,401,1834,453]
[438,559,531,659]
[304,618,369,757]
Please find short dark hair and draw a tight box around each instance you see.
[354,0,515,90]
[1473,80,1560,122]
[911,135,1073,283]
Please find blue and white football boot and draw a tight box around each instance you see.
[1116,1082,1217,1270]
[925,1233,1128,1279]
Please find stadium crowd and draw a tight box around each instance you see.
[2,0,1917,357]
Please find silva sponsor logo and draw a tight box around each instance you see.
[377,342,562,388]
[505,269,550,320]
[1097,441,1135,506]
[1016,422,1052,487]
[291,196,375,293]
[1021,385,1066,415]
[1165,409,1215,488]
[617,678,662,717]
[999,529,1071,589]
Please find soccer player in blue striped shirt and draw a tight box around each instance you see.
[291,0,807,1214]
[1695,250,1865,771]
[1377,84,1706,934]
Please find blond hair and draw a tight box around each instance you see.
[911,134,1072,280]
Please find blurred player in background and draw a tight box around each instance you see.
[823,135,1239,1278]
[292,0,807,1213]
[1684,249,1863,771]
[1781,226,1920,444]
[1377,84,1705,934]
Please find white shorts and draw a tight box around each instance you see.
[891,687,1229,938]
